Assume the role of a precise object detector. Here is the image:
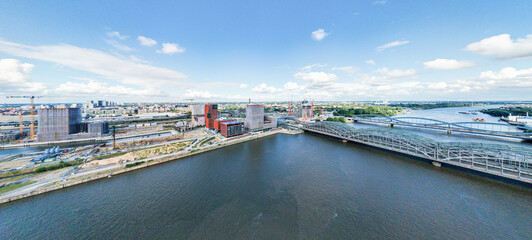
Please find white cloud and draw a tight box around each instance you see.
[106,31,128,40]
[239,83,248,88]
[0,58,46,93]
[377,40,409,51]
[252,83,279,93]
[465,34,532,59]
[376,67,416,79]
[183,90,219,99]
[373,0,387,5]
[365,59,376,65]
[137,36,157,47]
[157,43,185,54]
[301,63,326,71]
[332,66,358,74]
[0,39,188,88]
[423,58,475,70]
[311,29,329,41]
[105,39,132,51]
[128,55,148,64]
[427,82,448,90]
[283,81,301,91]
[263,65,532,100]
[294,71,338,88]
[55,80,162,97]
[479,67,532,86]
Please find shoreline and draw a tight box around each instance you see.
[0,129,301,205]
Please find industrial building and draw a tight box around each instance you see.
[191,104,205,127]
[220,120,245,138]
[245,104,278,131]
[37,105,109,142]
[205,104,218,129]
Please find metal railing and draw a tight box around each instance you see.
[303,121,532,183]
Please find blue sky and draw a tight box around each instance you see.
[1,0,532,103]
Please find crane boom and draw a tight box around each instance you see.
[6,96,42,140]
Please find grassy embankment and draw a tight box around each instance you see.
[327,106,404,117]
[389,102,475,110]
[0,159,83,179]
[0,181,36,194]
[480,107,532,117]
[35,160,82,173]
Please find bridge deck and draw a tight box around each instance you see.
[352,115,532,141]
[303,122,532,185]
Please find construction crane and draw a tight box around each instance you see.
[18,113,23,136]
[6,96,42,140]
[183,98,195,104]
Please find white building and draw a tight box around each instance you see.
[191,104,205,127]
[245,104,277,131]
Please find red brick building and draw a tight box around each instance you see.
[220,120,245,138]
[214,119,234,131]
[205,103,218,129]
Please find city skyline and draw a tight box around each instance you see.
[1,1,532,103]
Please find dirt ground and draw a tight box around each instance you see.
[90,152,136,166]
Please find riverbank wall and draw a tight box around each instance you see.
[0,129,298,205]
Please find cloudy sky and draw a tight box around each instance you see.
[1,0,532,103]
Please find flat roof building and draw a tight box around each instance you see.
[191,104,206,127]
[245,104,278,131]
[37,105,109,142]
[37,106,82,142]
[214,118,234,131]
[220,120,245,138]
[205,104,218,129]
[245,104,264,130]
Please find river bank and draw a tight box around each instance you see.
[0,128,300,204]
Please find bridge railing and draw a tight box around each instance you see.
[352,114,532,136]
[303,121,532,182]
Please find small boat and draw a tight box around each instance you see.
[432,161,441,167]
[459,111,470,114]
[473,118,485,122]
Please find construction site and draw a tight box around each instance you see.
[0,99,311,203]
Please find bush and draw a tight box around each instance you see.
[34,160,80,173]
[125,161,145,168]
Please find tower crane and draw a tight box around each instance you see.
[6,96,42,140]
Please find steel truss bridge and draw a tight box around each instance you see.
[352,114,532,140]
[302,121,532,184]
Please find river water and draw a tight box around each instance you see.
[1,132,531,239]
[1,106,531,239]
